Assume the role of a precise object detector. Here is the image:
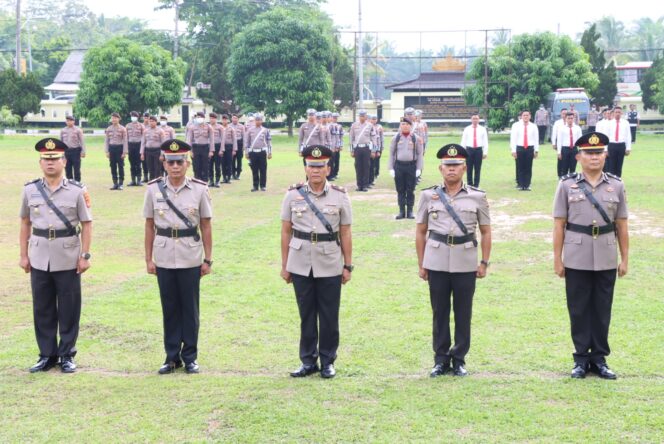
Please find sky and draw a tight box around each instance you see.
[82,0,660,51]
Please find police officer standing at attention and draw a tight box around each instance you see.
[245,113,272,192]
[556,112,582,178]
[126,111,146,187]
[159,115,176,140]
[298,109,327,159]
[460,113,489,188]
[19,138,93,373]
[388,117,423,220]
[281,145,353,379]
[370,114,384,183]
[553,132,628,379]
[186,111,214,182]
[61,115,86,182]
[208,113,224,187]
[416,144,491,377]
[328,112,344,181]
[140,115,165,181]
[605,106,632,177]
[349,110,376,192]
[587,105,599,134]
[141,112,151,183]
[510,110,539,191]
[144,139,213,374]
[220,114,238,184]
[230,114,246,180]
[627,104,640,144]
[105,112,128,190]
[534,104,549,144]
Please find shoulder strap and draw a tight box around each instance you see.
[304,124,319,146]
[297,187,339,245]
[35,181,76,232]
[156,180,200,241]
[434,187,469,236]
[576,181,612,225]
[249,128,266,150]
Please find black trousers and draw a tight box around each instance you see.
[291,272,342,367]
[142,155,148,180]
[565,268,616,365]
[156,266,201,364]
[332,150,341,177]
[128,142,142,180]
[537,125,547,144]
[394,160,416,209]
[559,147,578,177]
[222,144,234,180]
[209,143,222,183]
[65,148,82,182]
[630,126,637,143]
[374,151,381,177]
[108,144,125,183]
[368,155,376,184]
[327,149,338,180]
[30,267,81,359]
[607,142,626,177]
[192,144,210,182]
[145,148,162,181]
[466,147,484,187]
[249,151,267,188]
[233,140,244,176]
[516,145,534,188]
[354,146,371,189]
[428,270,476,365]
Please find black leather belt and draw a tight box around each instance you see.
[566,222,615,237]
[516,145,534,149]
[292,229,338,243]
[428,230,477,246]
[156,227,199,238]
[32,227,79,240]
[395,160,417,165]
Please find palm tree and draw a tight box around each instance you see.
[632,17,664,60]
[595,16,626,61]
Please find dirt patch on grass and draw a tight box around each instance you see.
[629,210,664,238]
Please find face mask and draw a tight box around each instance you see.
[130,116,138,122]
[160,120,167,126]
[196,118,204,124]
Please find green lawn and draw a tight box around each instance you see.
[0,133,662,442]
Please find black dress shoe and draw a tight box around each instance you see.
[289,363,320,377]
[260,187,266,191]
[158,361,183,375]
[29,356,58,373]
[590,363,617,380]
[60,356,77,373]
[251,188,258,192]
[395,213,405,220]
[320,364,336,379]
[452,363,468,377]
[185,361,200,374]
[406,211,414,219]
[570,363,587,379]
[429,363,450,378]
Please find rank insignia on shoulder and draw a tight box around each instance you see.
[605,172,622,181]
[421,184,438,191]
[467,185,485,193]
[68,179,83,188]
[288,182,305,191]
[330,184,346,193]
[25,178,40,186]
[191,177,208,185]
[560,172,578,181]
[148,177,163,185]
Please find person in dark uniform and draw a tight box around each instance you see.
[144,139,213,374]
[281,145,353,379]
[388,117,423,219]
[416,144,492,377]
[61,115,86,182]
[553,132,629,380]
[627,104,640,143]
[19,138,93,373]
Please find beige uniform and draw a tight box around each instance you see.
[104,124,128,154]
[140,127,165,154]
[210,123,223,146]
[298,123,330,151]
[220,125,238,152]
[349,121,376,152]
[160,124,176,140]
[387,133,424,170]
[20,178,92,272]
[416,184,490,272]
[230,122,246,146]
[553,172,628,271]
[143,177,213,269]
[280,182,352,277]
[60,126,86,154]
[374,124,385,151]
[126,122,145,143]
[245,125,272,154]
[186,124,215,153]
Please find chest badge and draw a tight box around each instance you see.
[432,212,438,220]
[159,210,164,217]
[607,187,614,192]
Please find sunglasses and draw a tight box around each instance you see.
[166,160,185,166]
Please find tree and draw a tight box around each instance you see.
[227,8,333,136]
[631,17,664,61]
[595,16,626,61]
[0,70,43,118]
[74,38,185,126]
[640,55,664,111]
[580,24,617,107]
[465,32,599,131]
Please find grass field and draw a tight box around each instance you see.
[0,133,662,442]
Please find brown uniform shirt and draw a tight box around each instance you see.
[20,178,93,272]
[553,172,628,271]
[416,184,490,273]
[220,125,238,152]
[298,123,330,151]
[143,177,213,269]
[349,121,376,151]
[141,127,165,154]
[245,126,272,154]
[126,121,145,143]
[210,123,224,146]
[186,124,214,153]
[281,182,352,278]
[160,124,176,140]
[387,133,424,170]
[60,126,86,154]
[104,124,128,154]
[230,122,246,146]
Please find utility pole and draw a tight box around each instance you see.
[15,0,21,74]
[357,0,364,109]
[173,1,180,60]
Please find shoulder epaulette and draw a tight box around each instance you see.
[67,179,84,188]
[330,184,346,193]
[288,182,305,191]
[421,184,438,191]
[148,177,163,185]
[605,172,622,182]
[24,178,40,186]
[560,172,578,181]
[191,177,207,185]
[467,185,485,193]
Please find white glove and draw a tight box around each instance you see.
[389,169,395,178]
[416,169,421,177]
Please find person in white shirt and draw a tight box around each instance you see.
[605,106,631,177]
[510,110,539,191]
[551,109,568,177]
[460,113,489,187]
[595,108,611,136]
[510,112,523,187]
[556,113,583,177]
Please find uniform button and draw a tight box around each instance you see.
[593,220,597,224]
[49,210,53,214]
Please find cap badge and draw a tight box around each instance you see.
[589,134,600,145]
[448,147,458,157]
[312,147,322,158]
[169,141,179,152]
[45,139,56,150]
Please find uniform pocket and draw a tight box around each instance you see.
[63,238,80,249]
[427,239,441,248]
[154,237,167,248]
[323,242,340,255]
[564,234,582,244]
[289,237,303,250]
